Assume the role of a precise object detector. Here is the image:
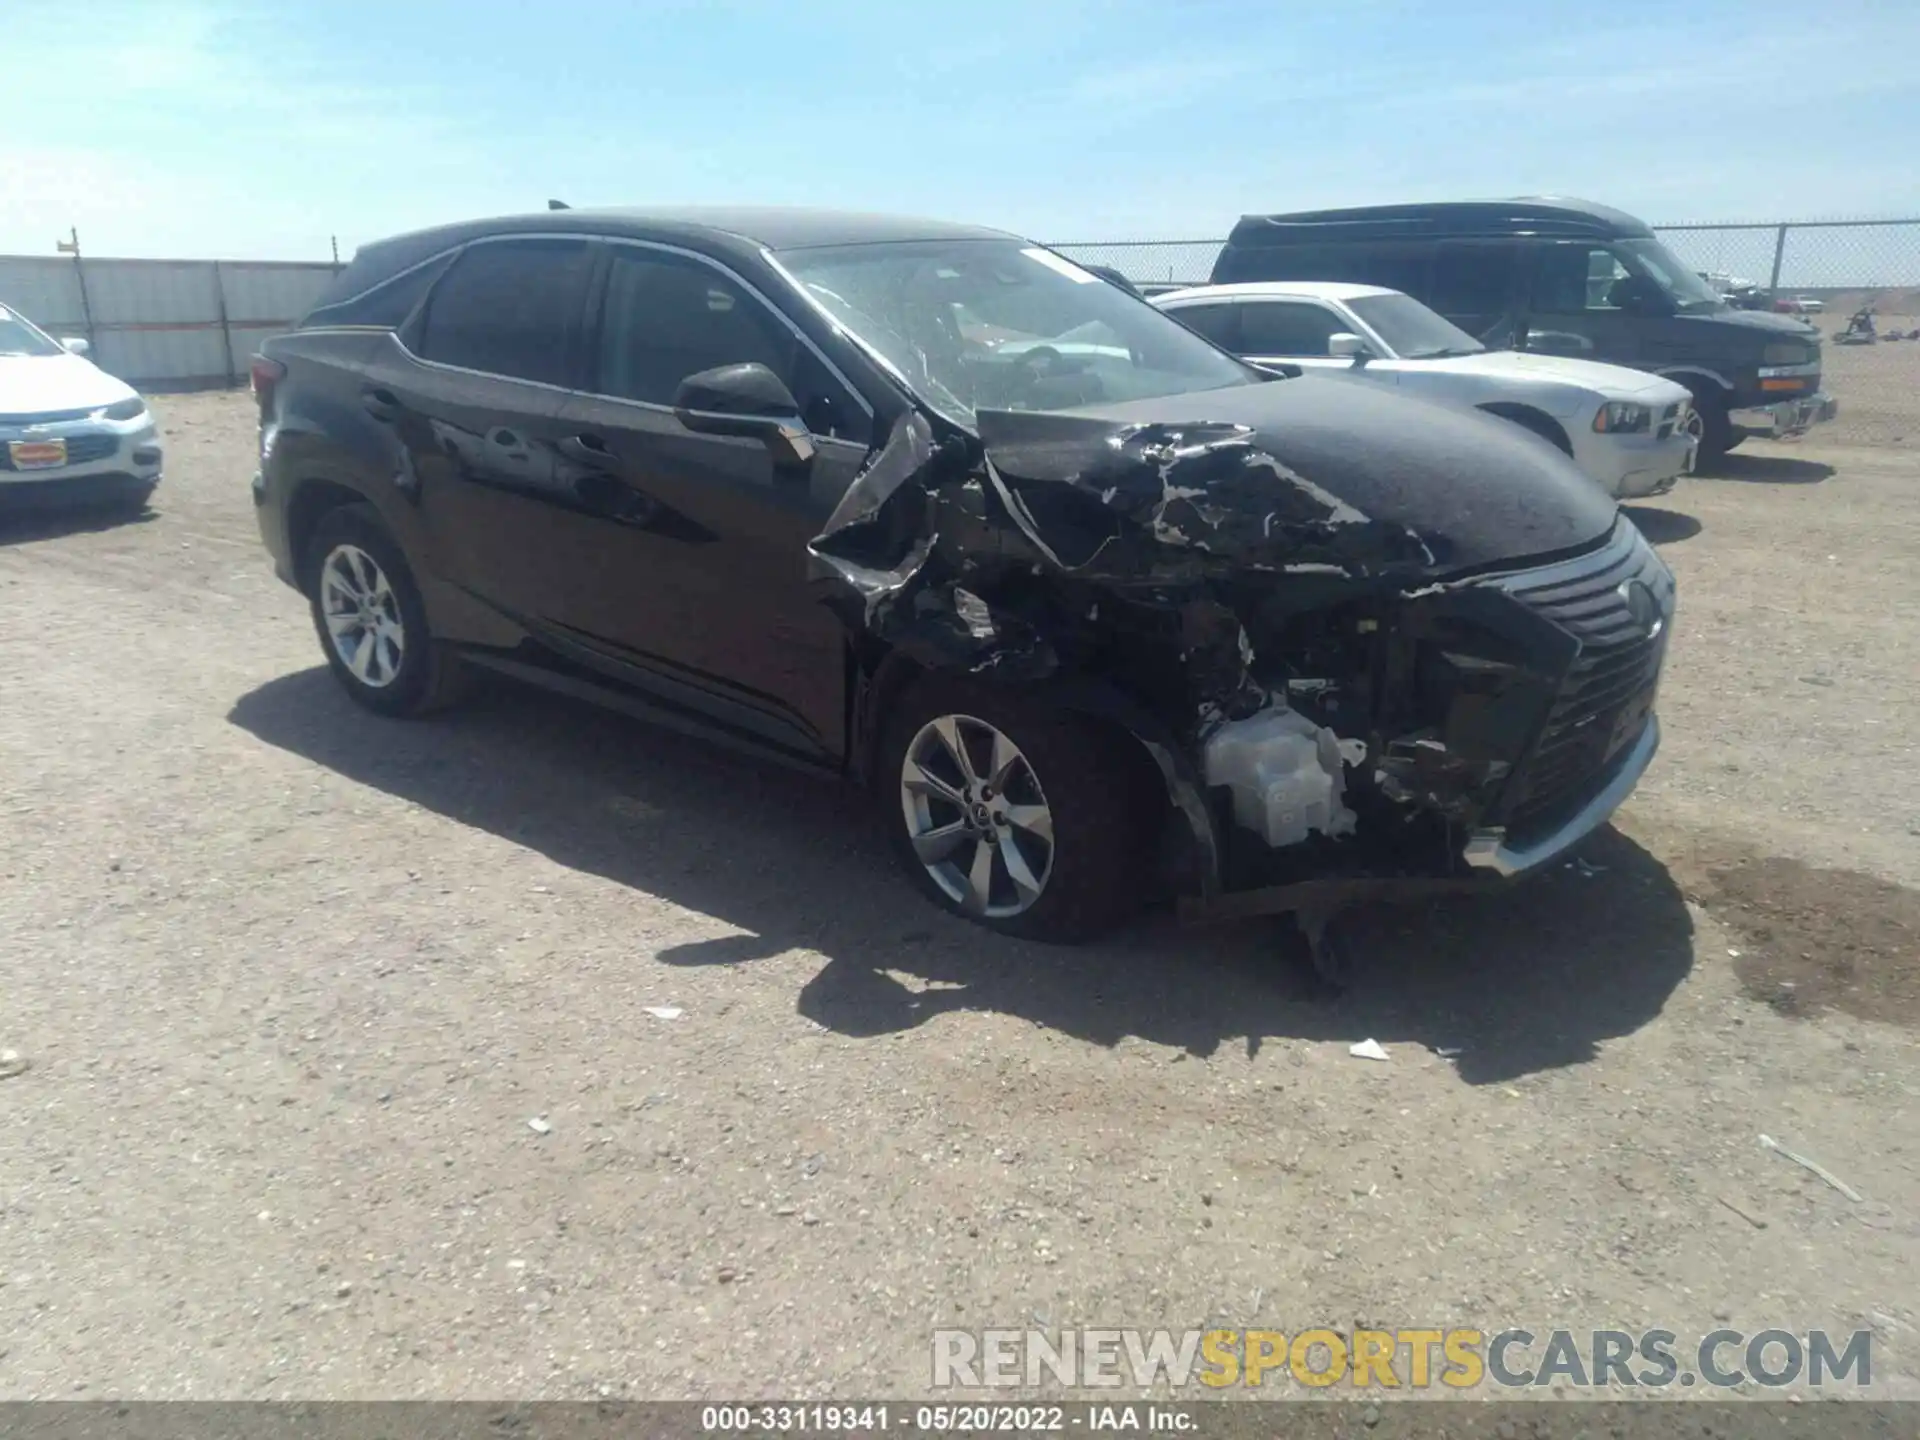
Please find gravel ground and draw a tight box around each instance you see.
[1,391,1916,1402]
[1808,310,1920,449]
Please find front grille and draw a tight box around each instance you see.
[1479,521,1671,835]
[0,431,119,471]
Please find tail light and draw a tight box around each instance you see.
[249,355,286,412]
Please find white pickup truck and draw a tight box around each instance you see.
[1154,281,1697,499]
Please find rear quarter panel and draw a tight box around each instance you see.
[263,329,447,611]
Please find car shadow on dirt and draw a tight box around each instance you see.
[0,503,155,548]
[229,668,1696,1086]
[1701,453,1836,484]
[1622,505,1702,545]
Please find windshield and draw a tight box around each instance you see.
[772,240,1255,428]
[1617,238,1726,313]
[0,306,63,358]
[1346,293,1483,359]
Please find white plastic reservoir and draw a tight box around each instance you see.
[1202,708,1360,849]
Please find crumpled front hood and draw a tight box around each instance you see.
[979,374,1619,577]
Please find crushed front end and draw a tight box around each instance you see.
[1198,512,1672,917]
[807,381,1674,923]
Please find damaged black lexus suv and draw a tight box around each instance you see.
[252,208,1674,947]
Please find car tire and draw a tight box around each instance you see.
[304,502,469,718]
[878,677,1157,943]
[1684,389,1734,470]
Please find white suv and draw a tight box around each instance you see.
[1155,282,1696,499]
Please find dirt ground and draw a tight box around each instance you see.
[1801,309,1920,448]
[1,391,1917,1404]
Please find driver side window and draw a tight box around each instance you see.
[1534,244,1631,314]
[1236,300,1346,357]
[594,249,866,442]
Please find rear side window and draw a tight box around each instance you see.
[303,252,454,329]
[1236,301,1345,356]
[1342,243,1430,297]
[417,239,594,386]
[1431,242,1518,317]
[594,248,866,442]
[1164,303,1241,349]
[1217,241,1430,297]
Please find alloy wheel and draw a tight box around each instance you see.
[899,713,1055,918]
[319,543,406,689]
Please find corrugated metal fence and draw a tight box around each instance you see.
[8,215,1920,396]
[0,254,339,390]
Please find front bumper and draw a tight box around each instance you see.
[1462,715,1659,877]
[1580,430,1695,499]
[1731,390,1838,440]
[1182,519,1671,922]
[0,416,163,498]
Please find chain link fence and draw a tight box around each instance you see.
[1048,239,1224,290]
[1052,220,1920,448]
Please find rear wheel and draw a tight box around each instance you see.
[304,503,469,717]
[879,678,1156,942]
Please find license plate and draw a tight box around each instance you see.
[8,438,67,470]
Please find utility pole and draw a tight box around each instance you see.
[56,227,97,353]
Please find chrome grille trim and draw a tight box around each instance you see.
[1476,520,1673,835]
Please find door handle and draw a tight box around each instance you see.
[362,388,401,422]
[559,433,615,466]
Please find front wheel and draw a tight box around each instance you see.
[1683,390,1733,471]
[878,679,1157,942]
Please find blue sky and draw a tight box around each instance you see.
[3,0,1917,262]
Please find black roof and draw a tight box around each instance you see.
[1226,196,1654,246]
[341,206,1015,285]
[587,206,1016,249]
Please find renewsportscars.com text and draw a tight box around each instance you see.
[931,1327,1873,1390]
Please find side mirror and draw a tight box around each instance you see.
[1247,359,1302,380]
[59,336,91,357]
[1327,332,1370,364]
[672,362,815,468]
[1525,328,1594,356]
[1607,275,1673,316]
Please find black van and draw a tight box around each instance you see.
[1211,197,1835,464]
